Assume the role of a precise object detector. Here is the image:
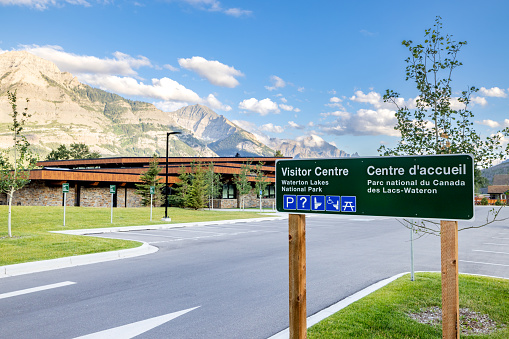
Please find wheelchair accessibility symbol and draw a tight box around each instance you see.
[340,196,356,212]
[325,196,340,212]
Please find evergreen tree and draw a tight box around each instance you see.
[185,163,209,210]
[46,142,100,160]
[135,155,164,206]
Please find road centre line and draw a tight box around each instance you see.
[0,281,76,300]
[460,260,509,267]
[473,250,509,255]
[483,243,509,246]
[494,237,509,240]
[162,228,224,235]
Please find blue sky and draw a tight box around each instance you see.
[1,0,508,157]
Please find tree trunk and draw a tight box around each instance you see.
[7,189,13,237]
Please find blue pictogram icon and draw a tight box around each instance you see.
[341,196,356,212]
[311,195,325,211]
[326,196,341,212]
[297,195,310,210]
[284,195,297,210]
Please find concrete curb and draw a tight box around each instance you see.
[0,215,286,279]
[267,271,509,339]
[50,215,287,235]
[0,242,158,279]
[267,272,408,339]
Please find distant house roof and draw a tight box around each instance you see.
[493,174,509,185]
[487,185,509,194]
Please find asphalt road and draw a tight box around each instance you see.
[1,207,508,338]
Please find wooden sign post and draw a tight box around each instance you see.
[441,220,459,338]
[289,214,307,339]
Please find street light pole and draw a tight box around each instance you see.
[163,131,181,221]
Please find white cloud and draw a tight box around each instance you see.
[288,121,304,130]
[319,108,399,136]
[0,0,90,10]
[478,120,500,128]
[350,90,382,107]
[320,111,351,119]
[260,123,284,134]
[164,64,179,72]
[154,101,189,112]
[239,98,280,115]
[297,87,305,93]
[327,96,344,108]
[480,87,507,98]
[178,0,252,16]
[296,134,325,147]
[279,104,294,111]
[471,96,488,106]
[294,108,301,113]
[20,44,151,77]
[178,56,243,88]
[205,93,232,111]
[78,74,230,111]
[504,119,509,128]
[265,75,286,91]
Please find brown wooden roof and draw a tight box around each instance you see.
[32,157,281,184]
[487,185,509,194]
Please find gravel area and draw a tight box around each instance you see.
[408,307,505,335]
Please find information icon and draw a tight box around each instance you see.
[297,195,310,210]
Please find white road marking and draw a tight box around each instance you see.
[0,281,76,300]
[483,243,509,246]
[473,250,509,255]
[460,260,509,267]
[73,306,199,339]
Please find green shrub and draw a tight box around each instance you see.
[481,197,489,205]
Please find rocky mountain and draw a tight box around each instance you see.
[267,135,358,159]
[0,51,352,159]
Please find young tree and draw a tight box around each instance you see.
[0,91,38,237]
[379,16,509,234]
[205,162,222,209]
[253,161,270,210]
[234,161,252,210]
[135,155,164,207]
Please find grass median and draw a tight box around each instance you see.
[308,272,508,338]
[0,206,275,266]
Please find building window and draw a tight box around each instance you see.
[263,185,275,198]
[222,183,236,199]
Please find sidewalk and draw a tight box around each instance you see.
[0,215,287,279]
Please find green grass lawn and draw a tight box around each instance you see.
[0,206,275,265]
[308,273,509,338]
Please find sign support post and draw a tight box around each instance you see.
[62,183,69,227]
[289,213,306,339]
[110,185,116,224]
[441,220,459,339]
[150,186,155,221]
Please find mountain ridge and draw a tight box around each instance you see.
[0,50,354,159]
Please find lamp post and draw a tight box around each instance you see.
[163,131,181,221]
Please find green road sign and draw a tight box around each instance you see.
[62,183,69,193]
[110,185,116,194]
[150,186,155,195]
[276,154,474,220]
